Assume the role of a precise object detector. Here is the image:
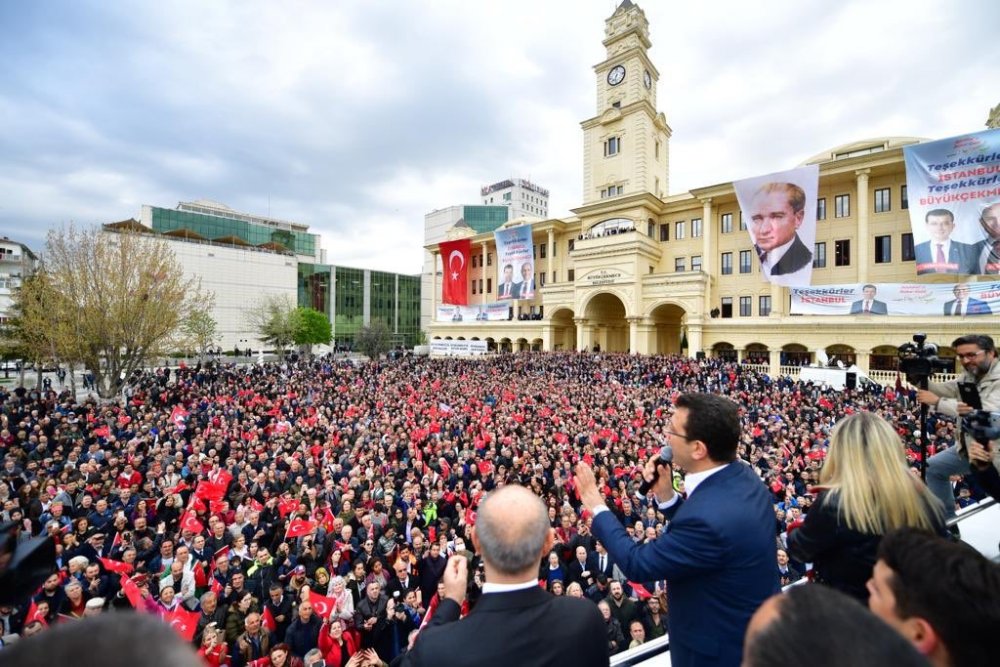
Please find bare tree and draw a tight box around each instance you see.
[41,226,204,399]
[355,319,393,360]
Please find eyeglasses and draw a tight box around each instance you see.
[663,420,694,441]
[956,350,984,361]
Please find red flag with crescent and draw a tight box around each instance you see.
[440,239,470,305]
[165,606,199,641]
[308,589,337,620]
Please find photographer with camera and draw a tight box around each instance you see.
[918,334,1000,520]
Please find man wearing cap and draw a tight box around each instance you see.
[83,597,104,617]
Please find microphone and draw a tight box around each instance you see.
[638,445,673,495]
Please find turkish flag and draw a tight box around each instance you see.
[278,497,301,518]
[262,605,277,632]
[165,606,199,641]
[285,519,316,539]
[120,574,145,610]
[170,405,188,429]
[628,581,653,600]
[440,239,470,305]
[195,480,226,502]
[308,589,337,620]
[247,497,264,512]
[180,512,205,535]
[99,557,134,575]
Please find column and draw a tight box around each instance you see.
[855,350,870,374]
[431,251,439,321]
[700,198,714,314]
[687,324,703,359]
[737,347,746,362]
[856,169,870,283]
[574,317,590,352]
[480,243,488,305]
[769,349,781,377]
[547,229,554,286]
[628,317,642,355]
[770,283,785,316]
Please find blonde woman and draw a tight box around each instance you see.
[788,411,945,601]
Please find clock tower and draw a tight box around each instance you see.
[581,0,671,204]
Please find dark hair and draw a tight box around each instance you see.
[951,334,996,355]
[925,208,954,223]
[744,585,927,667]
[878,528,1000,667]
[674,393,740,463]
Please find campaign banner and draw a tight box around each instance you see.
[734,164,819,287]
[903,128,1000,275]
[494,225,535,300]
[790,281,999,316]
[430,339,489,356]
[440,239,471,305]
[436,302,510,322]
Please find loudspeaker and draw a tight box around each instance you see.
[696,351,706,360]
[845,372,857,389]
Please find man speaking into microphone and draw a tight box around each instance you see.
[575,393,777,667]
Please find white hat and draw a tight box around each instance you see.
[86,597,105,609]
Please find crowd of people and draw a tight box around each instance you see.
[0,348,997,666]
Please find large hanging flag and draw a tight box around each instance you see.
[440,239,471,305]
[493,225,534,300]
[903,128,1000,275]
[734,164,819,288]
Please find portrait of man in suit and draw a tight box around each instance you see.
[497,264,516,300]
[576,393,779,667]
[943,283,992,316]
[403,485,607,667]
[514,262,534,299]
[850,284,888,315]
[974,201,1000,274]
[749,182,813,286]
[914,208,978,274]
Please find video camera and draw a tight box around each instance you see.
[962,410,1000,446]
[898,333,953,386]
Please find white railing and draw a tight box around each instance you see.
[740,363,769,373]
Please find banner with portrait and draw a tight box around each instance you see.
[435,302,510,322]
[493,225,535,300]
[790,281,999,316]
[903,128,1000,275]
[734,164,819,287]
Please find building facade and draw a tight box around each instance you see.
[106,201,421,351]
[421,204,511,331]
[481,178,550,218]
[426,0,983,375]
[0,236,39,326]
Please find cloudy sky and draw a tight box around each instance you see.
[1,0,996,274]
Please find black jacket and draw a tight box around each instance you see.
[787,490,945,601]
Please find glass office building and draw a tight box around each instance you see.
[299,263,421,348]
[142,201,320,259]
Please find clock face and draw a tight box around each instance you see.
[644,70,652,89]
[607,65,626,86]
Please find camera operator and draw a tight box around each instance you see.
[917,334,1000,520]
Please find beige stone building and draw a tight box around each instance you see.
[427,0,986,377]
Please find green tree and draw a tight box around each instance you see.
[1,271,58,388]
[179,306,219,362]
[293,307,331,357]
[38,225,204,399]
[246,294,300,358]
[355,319,392,359]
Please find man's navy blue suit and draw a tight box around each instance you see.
[592,461,778,667]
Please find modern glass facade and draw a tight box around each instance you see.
[316,266,422,348]
[298,263,332,315]
[149,206,318,257]
[462,206,509,233]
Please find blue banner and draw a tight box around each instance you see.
[903,128,1000,275]
[493,225,535,300]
